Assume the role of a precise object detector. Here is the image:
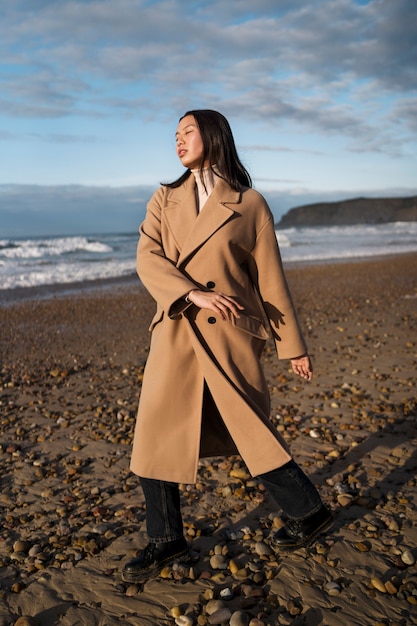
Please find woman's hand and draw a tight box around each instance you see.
[290,355,313,380]
[187,289,244,321]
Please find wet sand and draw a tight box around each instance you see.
[0,254,416,626]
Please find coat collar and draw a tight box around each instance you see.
[164,174,241,266]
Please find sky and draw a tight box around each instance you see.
[0,0,416,237]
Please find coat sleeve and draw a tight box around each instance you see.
[137,187,197,317]
[248,209,308,360]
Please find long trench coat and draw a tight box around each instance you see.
[130,174,308,484]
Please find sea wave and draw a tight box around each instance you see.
[1,224,417,291]
[1,260,135,290]
[275,221,417,261]
[0,236,112,259]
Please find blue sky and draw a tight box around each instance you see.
[0,0,416,236]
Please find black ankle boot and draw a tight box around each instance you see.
[271,505,333,551]
[122,538,189,582]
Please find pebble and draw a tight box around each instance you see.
[337,493,354,507]
[28,545,42,557]
[366,523,379,532]
[252,572,265,586]
[391,446,407,458]
[175,617,194,626]
[385,516,400,531]
[325,581,342,596]
[210,554,228,570]
[13,540,31,553]
[287,598,303,615]
[171,606,182,618]
[401,549,415,565]
[225,529,240,541]
[205,600,224,615]
[230,468,250,480]
[254,542,273,557]
[229,611,250,626]
[370,577,387,593]
[384,580,398,594]
[234,568,249,580]
[160,566,172,578]
[240,584,253,597]
[125,584,140,596]
[207,608,232,624]
[219,587,233,600]
[315,543,328,555]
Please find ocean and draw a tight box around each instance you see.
[1,222,417,292]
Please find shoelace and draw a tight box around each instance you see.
[285,519,304,536]
[142,543,156,564]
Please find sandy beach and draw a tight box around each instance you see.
[1,253,416,626]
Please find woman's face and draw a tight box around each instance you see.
[175,115,206,169]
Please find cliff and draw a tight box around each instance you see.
[277,195,417,227]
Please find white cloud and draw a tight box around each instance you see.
[1,1,415,116]
[0,0,415,196]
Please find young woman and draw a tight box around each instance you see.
[122,110,333,582]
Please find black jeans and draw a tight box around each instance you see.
[140,459,322,544]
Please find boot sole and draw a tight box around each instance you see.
[272,516,334,552]
[121,548,191,583]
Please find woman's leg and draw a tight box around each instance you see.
[122,478,187,582]
[260,460,333,550]
[140,477,184,543]
[259,459,322,520]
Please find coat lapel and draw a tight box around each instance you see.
[165,176,241,267]
[164,174,198,252]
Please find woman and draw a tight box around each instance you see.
[122,110,332,583]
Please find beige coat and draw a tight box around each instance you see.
[130,175,308,483]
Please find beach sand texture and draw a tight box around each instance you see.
[1,254,416,626]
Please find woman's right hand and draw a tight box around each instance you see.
[187,289,244,321]
[290,354,313,380]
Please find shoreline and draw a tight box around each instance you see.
[0,273,139,307]
[1,250,416,307]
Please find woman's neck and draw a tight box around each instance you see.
[191,166,219,211]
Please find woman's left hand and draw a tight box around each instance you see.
[290,355,313,380]
[187,289,244,320]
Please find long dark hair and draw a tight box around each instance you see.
[164,109,252,191]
